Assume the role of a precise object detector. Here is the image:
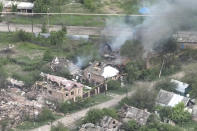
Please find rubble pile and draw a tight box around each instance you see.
[51,57,82,79]
[0,90,42,128]
[80,116,121,131]
[119,105,151,125]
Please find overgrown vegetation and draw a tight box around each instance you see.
[155,79,177,92]
[57,94,112,114]
[83,108,118,124]
[119,86,157,112]
[51,122,69,131]
[156,103,192,125]
[0,31,100,87]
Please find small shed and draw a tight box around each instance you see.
[171,79,189,95]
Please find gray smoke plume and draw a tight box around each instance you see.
[102,0,197,56]
[75,56,92,68]
[102,18,133,51]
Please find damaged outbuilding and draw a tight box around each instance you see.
[83,61,120,85]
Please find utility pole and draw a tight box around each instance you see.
[31,12,33,33]
[47,8,50,29]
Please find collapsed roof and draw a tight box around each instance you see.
[51,57,82,76]
[40,73,84,91]
[85,62,119,79]
[120,105,151,125]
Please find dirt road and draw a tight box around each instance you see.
[0,23,133,36]
[29,91,135,131]
[0,23,103,35]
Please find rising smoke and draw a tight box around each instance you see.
[102,0,197,56]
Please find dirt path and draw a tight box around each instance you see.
[0,23,103,35]
[29,90,135,131]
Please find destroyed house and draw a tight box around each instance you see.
[119,105,151,125]
[51,57,82,80]
[83,62,119,85]
[156,90,192,107]
[37,73,84,102]
[174,31,197,49]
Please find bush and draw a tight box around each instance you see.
[83,108,118,124]
[11,4,17,12]
[37,108,55,122]
[157,103,192,125]
[43,50,53,62]
[102,108,118,119]
[13,30,32,42]
[83,109,104,124]
[41,22,48,33]
[50,31,64,46]
[119,87,157,112]
[33,0,49,13]
[0,67,8,89]
[120,120,140,131]
[51,122,69,131]
[155,79,177,92]
[83,0,97,10]
[57,98,95,114]
[107,80,121,90]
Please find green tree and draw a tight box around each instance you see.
[107,80,121,90]
[51,122,69,131]
[156,106,172,121]
[50,31,64,46]
[11,4,17,12]
[169,102,191,124]
[83,109,104,124]
[43,50,53,62]
[0,2,3,15]
[155,80,177,92]
[83,0,96,10]
[41,22,48,33]
[33,0,49,13]
[125,60,145,83]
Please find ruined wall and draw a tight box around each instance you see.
[44,87,83,102]
[180,43,197,49]
[83,70,105,85]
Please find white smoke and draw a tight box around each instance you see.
[102,0,197,55]
[75,56,92,68]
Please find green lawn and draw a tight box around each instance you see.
[5,15,108,27]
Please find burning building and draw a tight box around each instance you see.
[83,61,120,85]
[36,73,84,102]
